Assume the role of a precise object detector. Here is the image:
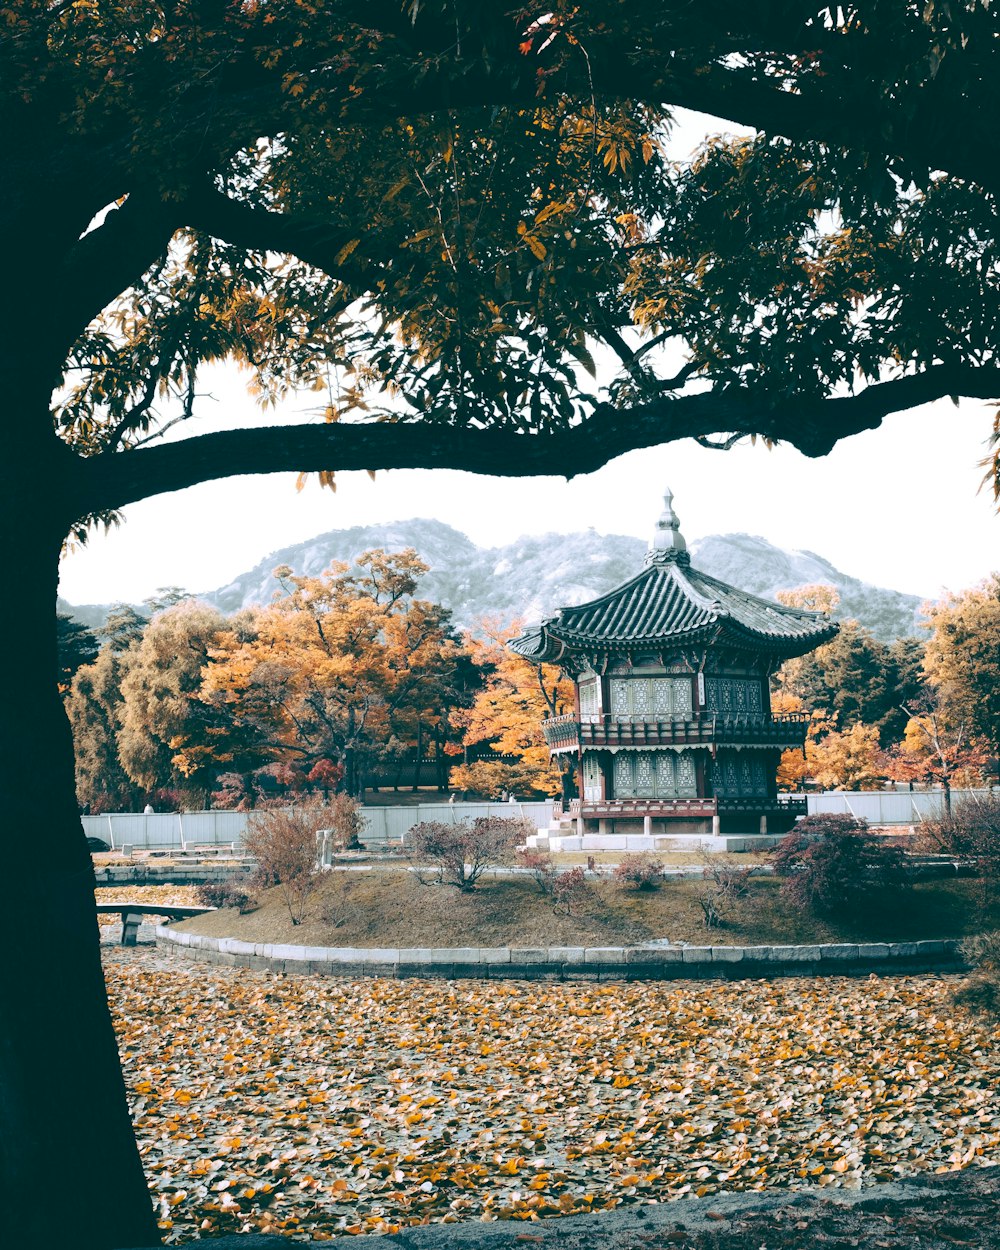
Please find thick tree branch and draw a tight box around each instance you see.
[70,363,1000,517]
[59,192,181,346]
[639,64,1000,197]
[179,183,395,289]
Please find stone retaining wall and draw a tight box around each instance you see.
[155,926,963,981]
[95,865,236,886]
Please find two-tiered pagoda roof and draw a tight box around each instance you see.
[511,489,838,662]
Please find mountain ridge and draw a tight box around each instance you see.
[59,520,926,643]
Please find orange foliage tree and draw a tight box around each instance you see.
[450,618,574,800]
[879,708,991,813]
[193,551,469,798]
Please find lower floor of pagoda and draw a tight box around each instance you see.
[528,795,806,853]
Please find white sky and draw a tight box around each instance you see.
[55,111,1000,608]
[57,365,998,606]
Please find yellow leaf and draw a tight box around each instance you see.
[335,238,360,265]
[527,236,546,260]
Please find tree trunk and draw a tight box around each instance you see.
[0,516,158,1249]
[434,730,447,792]
[412,719,423,791]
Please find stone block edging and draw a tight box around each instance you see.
[154,926,964,981]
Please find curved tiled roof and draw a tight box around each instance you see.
[510,550,838,661]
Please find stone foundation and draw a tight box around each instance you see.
[527,832,785,853]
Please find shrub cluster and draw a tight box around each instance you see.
[772,813,910,917]
[552,865,588,915]
[696,854,754,928]
[242,798,331,924]
[408,815,533,890]
[516,847,557,894]
[197,876,259,914]
[613,852,665,890]
[921,793,1000,919]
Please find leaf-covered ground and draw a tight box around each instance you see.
[102,951,1000,1243]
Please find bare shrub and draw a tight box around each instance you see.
[696,853,755,928]
[772,813,910,917]
[921,793,1000,919]
[553,865,588,915]
[196,876,258,913]
[317,793,365,857]
[516,848,556,895]
[408,815,532,891]
[695,890,723,929]
[320,897,349,930]
[243,799,328,924]
[613,852,665,890]
[954,931,1000,1017]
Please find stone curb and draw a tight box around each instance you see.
[154,926,964,981]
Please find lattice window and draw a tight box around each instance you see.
[614,752,633,795]
[579,680,599,716]
[676,752,697,796]
[672,681,693,717]
[634,752,655,797]
[656,752,676,795]
[583,752,603,802]
[610,677,693,719]
[706,678,764,715]
[714,751,769,796]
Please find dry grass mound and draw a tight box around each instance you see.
[174,870,994,949]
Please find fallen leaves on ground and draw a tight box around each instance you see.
[94,885,203,925]
[102,960,1000,1243]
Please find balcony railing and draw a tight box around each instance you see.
[570,797,717,818]
[567,794,807,819]
[543,712,810,752]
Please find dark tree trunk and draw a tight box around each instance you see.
[0,509,158,1248]
[412,720,423,791]
[435,730,447,792]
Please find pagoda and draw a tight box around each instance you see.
[510,489,838,848]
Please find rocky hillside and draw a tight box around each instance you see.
[62,520,926,641]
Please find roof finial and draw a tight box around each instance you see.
[648,486,687,560]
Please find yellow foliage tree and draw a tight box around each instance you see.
[196,551,467,798]
[922,574,1000,761]
[450,618,574,799]
[879,711,991,809]
[806,715,884,791]
[773,691,809,790]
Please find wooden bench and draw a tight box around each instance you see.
[95,903,213,946]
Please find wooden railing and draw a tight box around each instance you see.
[543,712,810,751]
[567,795,807,818]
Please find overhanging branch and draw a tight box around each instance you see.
[70,363,1000,516]
[179,184,395,289]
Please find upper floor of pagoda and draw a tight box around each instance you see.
[510,487,839,672]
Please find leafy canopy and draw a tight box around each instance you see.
[3,0,1000,517]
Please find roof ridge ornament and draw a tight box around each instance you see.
[645,486,690,565]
